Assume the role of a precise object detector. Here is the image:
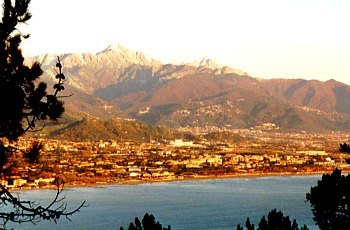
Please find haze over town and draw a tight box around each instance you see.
[16,0,350,86]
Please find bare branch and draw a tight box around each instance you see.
[0,182,87,229]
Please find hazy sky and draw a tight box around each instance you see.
[11,0,350,85]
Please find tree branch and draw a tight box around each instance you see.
[0,182,87,228]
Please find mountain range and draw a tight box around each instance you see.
[25,43,350,137]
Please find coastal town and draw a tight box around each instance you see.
[2,129,350,189]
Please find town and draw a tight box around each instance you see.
[1,129,350,189]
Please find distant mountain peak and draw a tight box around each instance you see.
[100,43,127,53]
[173,56,222,69]
[169,57,247,76]
[98,43,162,67]
[194,56,222,69]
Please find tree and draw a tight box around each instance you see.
[237,145,350,230]
[0,0,84,228]
[236,209,309,230]
[0,0,64,143]
[120,213,171,230]
[339,142,350,153]
[339,143,350,164]
[306,168,350,230]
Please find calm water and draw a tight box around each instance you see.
[8,175,321,230]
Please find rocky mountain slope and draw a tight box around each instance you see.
[25,43,350,133]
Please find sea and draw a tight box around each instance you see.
[7,175,321,230]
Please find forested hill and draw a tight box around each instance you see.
[45,118,198,142]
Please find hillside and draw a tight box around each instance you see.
[47,118,199,142]
[260,78,350,114]
[25,43,350,134]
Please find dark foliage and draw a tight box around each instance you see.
[0,0,64,143]
[339,142,350,153]
[236,209,308,230]
[23,141,42,164]
[341,144,350,163]
[120,213,171,230]
[306,168,350,230]
[0,0,65,171]
[0,0,84,228]
[50,118,199,142]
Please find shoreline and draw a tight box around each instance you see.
[33,170,339,190]
[12,169,349,191]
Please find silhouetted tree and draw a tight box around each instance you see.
[236,141,350,230]
[306,168,350,230]
[338,143,350,164]
[246,218,254,230]
[120,213,171,230]
[339,142,350,153]
[0,1,64,143]
[0,0,84,228]
[237,209,309,230]
[258,216,268,229]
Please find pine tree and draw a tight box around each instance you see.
[0,0,65,170]
[120,213,171,230]
[0,0,84,228]
[306,168,350,229]
[237,209,309,230]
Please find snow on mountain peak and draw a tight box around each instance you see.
[99,43,162,66]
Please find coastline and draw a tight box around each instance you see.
[41,170,336,190]
[12,169,349,191]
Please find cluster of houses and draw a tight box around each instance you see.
[1,133,349,188]
[0,176,55,189]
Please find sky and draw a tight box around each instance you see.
[8,0,350,85]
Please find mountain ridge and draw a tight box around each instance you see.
[24,43,350,134]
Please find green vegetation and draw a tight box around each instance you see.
[204,131,246,143]
[43,118,250,143]
[235,168,350,230]
[120,213,171,230]
[306,169,350,229]
[0,1,83,227]
[48,118,200,142]
[236,209,308,230]
[0,1,64,143]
